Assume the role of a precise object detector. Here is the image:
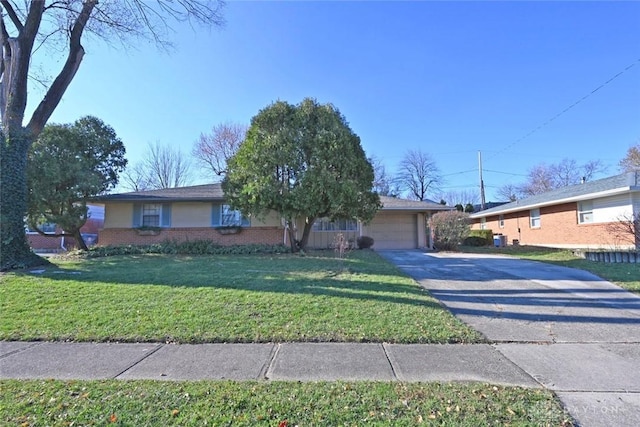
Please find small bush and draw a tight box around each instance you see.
[463,236,491,247]
[467,229,493,246]
[357,236,374,249]
[430,211,471,251]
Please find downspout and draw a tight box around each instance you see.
[60,235,66,251]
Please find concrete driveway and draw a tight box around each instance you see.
[380,250,640,427]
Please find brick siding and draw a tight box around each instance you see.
[98,227,284,247]
[474,202,634,248]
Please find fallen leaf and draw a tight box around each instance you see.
[108,414,117,423]
[171,409,179,417]
[278,420,288,427]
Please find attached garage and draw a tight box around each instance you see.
[364,212,418,249]
[360,196,454,250]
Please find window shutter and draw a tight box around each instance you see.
[132,203,141,227]
[161,204,172,227]
[211,203,221,226]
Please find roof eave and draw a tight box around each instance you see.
[470,187,636,218]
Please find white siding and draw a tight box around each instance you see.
[633,192,640,216]
[592,194,633,223]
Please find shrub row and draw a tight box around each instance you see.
[69,241,291,258]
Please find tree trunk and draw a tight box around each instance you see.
[73,228,88,251]
[0,128,48,270]
[286,218,298,253]
[297,217,316,251]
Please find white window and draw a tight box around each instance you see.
[312,218,359,231]
[498,215,505,228]
[530,208,541,228]
[142,203,161,227]
[26,222,56,234]
[480,218,487,230]
[222,204,243,226]
[578,201,593,224]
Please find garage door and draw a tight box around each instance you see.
[366,213,418,249]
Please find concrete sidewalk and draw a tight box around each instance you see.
[1,341,537,385]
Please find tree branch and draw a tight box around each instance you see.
[27,0,96,134]
[1,1,44,130]
[0,0,24,32]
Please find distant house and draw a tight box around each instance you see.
[94,184,452,250]
[469,171,640,250]
[27,204,105,252]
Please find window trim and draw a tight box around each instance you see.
[530,208,541,229]
[212,203,249,227]
[312,218,359,232]
[577,201,594,224]
[480,218,487,230]
[142,203,162,227]
[25,222,57,234]
[498,214,505,229]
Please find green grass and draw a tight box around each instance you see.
[0,251,481,343]
[459,245,640,294]
[0,380,572,426]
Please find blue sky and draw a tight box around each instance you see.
[32,1,640,202]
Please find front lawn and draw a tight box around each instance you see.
[0,251,481,343]
[459,245,640,294]
[0,380,572,426]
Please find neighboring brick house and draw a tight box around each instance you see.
[469,171,640,250]
[94,184,452,250]
[27,204,105,252]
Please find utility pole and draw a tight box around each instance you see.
[478,151,486,210]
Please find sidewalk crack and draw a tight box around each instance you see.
[113,343,165,379]
[381,343,398,381]
[259,343,279,380]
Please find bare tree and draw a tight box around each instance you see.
[437,189,479,207]
[606,213,640,249]
[145,141,192,189]
[520,163,555,196]
[0,0,225,270]
[619,143,640,172]
[370,155,399,196]
[193,121,246,180]
[120,162,152,192]
[395,149,442,201]
[495,183,522,202]
[520,158,607,196]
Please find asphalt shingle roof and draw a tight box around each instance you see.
[95,184,225,202]
[379,196,452,211]
[96,185,451,212]
[470,171,640,218]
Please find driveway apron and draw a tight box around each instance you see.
[380,250,640,427]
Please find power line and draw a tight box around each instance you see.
[488,58,640,161]
[482,169,528,177]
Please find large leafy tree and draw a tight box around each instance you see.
[0,1,224,270]
[27,116,126,250]
[223,98,381,251]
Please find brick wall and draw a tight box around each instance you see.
[474,202,634,249]
[98,227,284,247]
